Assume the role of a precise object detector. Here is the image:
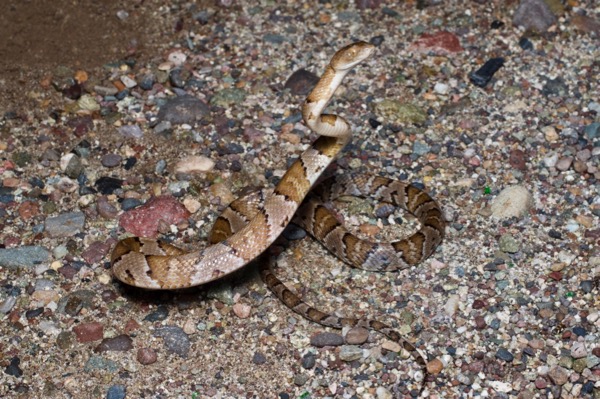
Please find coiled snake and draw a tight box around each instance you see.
[111,42,445,394]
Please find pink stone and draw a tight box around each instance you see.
[411,31,463,55]
[119,195,191,238]
[233,303,251,319]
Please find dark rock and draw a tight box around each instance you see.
[496,348,514,362]
[25,307,44,319]
[5,356,23,377]
[284,69,319,96]
[252,351,267,365]
[95,177,123,195]
[518,37,534,50]
[95,335,133,353]
[469,58,505,88]
[301,353,316,369]
[144,305,169,322]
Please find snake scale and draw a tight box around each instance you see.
[111,42,445,393]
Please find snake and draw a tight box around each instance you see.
[111,41,445,393]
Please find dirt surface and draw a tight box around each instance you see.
[0,0,169,111]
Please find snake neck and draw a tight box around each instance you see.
[302,65,352,137]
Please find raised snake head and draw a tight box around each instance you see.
[330,41,376,71]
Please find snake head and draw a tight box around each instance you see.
[330,41,376,71]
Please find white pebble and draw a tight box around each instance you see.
[120,75,137,88]
[168,51,187,66]
[434,82,449,94]
[175,156,215,174]
[543,152,559,168]
[376,387,393,399]
[444,294,459,316]
[570,342,587,358]
[565,220,579,232]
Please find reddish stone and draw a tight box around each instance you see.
[592,347,600,357]
[534,377,547,389]
[96,196,119,219]
[474,315,487,329]
[58,265,78,280]
[137,348,158,365]
[66,115,93,137]
[548,271,563,281]
[411,31,463,55]
[472,299,486,309]
[119,195,191,238]
[3,235,20,247]
[18,201,40,220]
[73,322,104,343]
[81,240,112,265]
[124,318,141,333]
[509,149,527,170]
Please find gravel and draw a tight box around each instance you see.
[0,0,598,397]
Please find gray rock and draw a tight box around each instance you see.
[512,0,557,32]
[154,326,190,358]
[0,297,17,314]
[118,124,144,139]
[157,95,209,125]
[45,212,85,237]
[339,345,363,361]
[0,246,51,269]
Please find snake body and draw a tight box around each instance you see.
[111,42,445,392]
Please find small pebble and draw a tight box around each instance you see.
[301,353,316,369]
[101,154,122,168]
[137,348,158,365]
[310,332,344,347]
[345,327,369,345]
[95,335,133,353]
[496,348,514,362]
[252,352,267,365]
[154,326,190,358]
[106,385,126,399]
[339,345,363,361]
